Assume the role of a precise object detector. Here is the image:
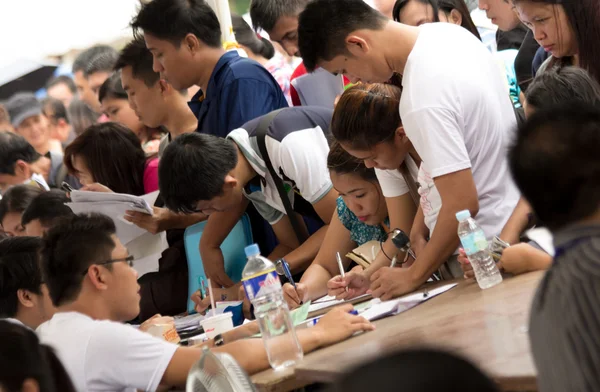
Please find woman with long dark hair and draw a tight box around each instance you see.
[64,122,158,196]
[512,0,600,83]
[282,142,391,309]
[326,83,420,301]
[99,72,164,154]
[393,0,481,39]
[0,321,76,392]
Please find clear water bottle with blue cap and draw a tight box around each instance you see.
[241,243,303,369]
[456,210,502,289]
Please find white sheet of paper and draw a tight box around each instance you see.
[125,231,168,277]
[308,293,372,313]
[66,191,156,245]
[360,283,457,321]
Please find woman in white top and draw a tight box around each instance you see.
[328,83,420,300]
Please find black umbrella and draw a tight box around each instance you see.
[0,59,58,100]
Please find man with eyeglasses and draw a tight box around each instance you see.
[36,213,374,392]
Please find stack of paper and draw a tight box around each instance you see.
[67,190,153,244]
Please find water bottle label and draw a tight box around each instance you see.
[460,231,488,255]
[242,268,281,301]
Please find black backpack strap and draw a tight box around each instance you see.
[255,109,308,244]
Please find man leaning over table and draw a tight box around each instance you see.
[299,0,519,300]
[36,213,373,392]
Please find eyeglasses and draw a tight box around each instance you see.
[81,255,135,276]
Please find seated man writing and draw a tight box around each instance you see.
[36,213,373,391]
[159,107,338,287]
[0,237,55,329]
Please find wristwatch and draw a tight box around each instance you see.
[213,333,225,347]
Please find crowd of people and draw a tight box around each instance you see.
[1,0,600,390]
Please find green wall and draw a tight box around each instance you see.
[230,0,250,15]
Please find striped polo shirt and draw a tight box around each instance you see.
[529,223,600,392]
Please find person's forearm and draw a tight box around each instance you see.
[364,237,405,279]
[499,197,531,245]
[409,209,462,283]
[525,246,553,271]
[199,242,233,287]
[214,327,323,375]
[299,263,334,301]
[281,226,328,274]
[410,206,428,243]
[268,244,294,262]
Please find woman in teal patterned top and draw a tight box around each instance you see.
[283,143,389,309]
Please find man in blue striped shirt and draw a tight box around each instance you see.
[509,103,600,392]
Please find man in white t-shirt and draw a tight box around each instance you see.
[298,0,519,299]
[37,213,373,392]
[0,236,55,330]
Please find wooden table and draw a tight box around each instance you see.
[252,271,543,392]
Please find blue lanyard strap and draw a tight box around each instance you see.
[554,237,593,259]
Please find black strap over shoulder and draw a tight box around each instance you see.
[255,109,309,244]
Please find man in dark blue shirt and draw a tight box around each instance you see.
[131,0,288,138]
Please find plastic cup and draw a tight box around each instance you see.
[200,311,234,339]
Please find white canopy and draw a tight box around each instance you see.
[0,0,139,68]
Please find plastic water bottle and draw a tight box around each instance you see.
[241,244,303,370]
[456,210,502,289]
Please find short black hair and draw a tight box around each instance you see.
[83,47,119,78]
[249,0,309,32]
[98,72,127,103]
[509,103,600,231]
[41,213,116,306]
[526,67,600,111]
[131,0,222,48]
[331,349,499,392]
[42,97,69,123]
[115,37,160,87]
[0,321,76,392]
[21,190,73,229]
[298,0,387,72]
[159,133,237,213]
[45,75,77,94]
[0,236,44,318]
[0,186,45,225]
[72,45,117,75]
[0,132,41,175]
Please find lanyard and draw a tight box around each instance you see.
[554,237,593,259]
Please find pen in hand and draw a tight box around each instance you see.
[277,258,303,305]
[336,252,348,292]
[283,260,303,305]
